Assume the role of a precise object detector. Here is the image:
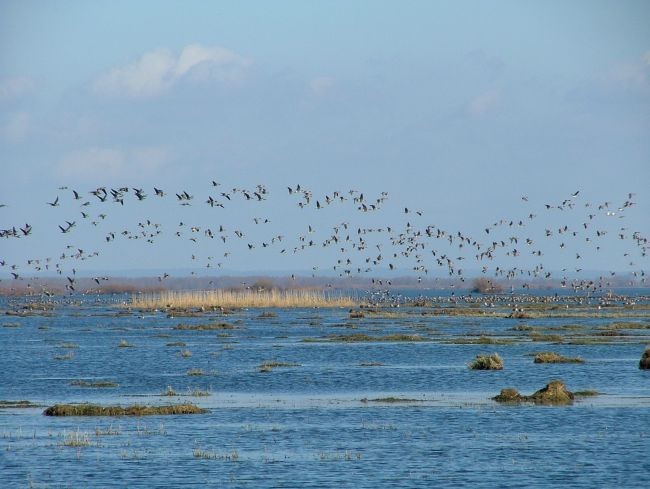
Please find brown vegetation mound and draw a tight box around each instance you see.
[493,380,574,405]
[43,403,207,416]
[492,388,524,403]
[640,348,650,370]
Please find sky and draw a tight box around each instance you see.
[0,1,649,279]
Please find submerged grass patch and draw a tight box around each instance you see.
[258,361,301,372]
[43,403,207,416]
[70,380,119,388]
[0,400,41,408]
[173,322,235,331]
[360,397,425,403]
[446,336,515,345]
[305,333,426,343]
[193,448,240,461]
[186,368,207,376]
[529,333,564,343]
[53,352,74,360]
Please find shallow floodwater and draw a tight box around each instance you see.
[1,294,649,488]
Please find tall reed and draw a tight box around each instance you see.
[130,288,356,309]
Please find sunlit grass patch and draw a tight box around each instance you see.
[533,352,584,364]
[117,339,135,348]
[469,353,504,370]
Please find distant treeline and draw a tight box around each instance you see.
[0,274,644,296]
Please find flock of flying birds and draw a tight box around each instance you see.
[0,181,647,296]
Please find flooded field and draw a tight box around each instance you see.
[2,292,650,488]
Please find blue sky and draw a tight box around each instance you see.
[1,1,649,278]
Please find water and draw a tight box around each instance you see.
[1,295,649,487]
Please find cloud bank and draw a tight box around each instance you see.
[56,146,171,182]
[93,44,252,98]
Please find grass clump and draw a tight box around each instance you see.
[43,403,207,416]
[117,339,135,348]
[179,349,192,358]
[533,352,584,364]
[186,368,205,376]
[469,353,504,370]
[62,429,92,447]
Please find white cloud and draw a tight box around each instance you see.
[2,112,30,141]
[308,76,335,96]
[93,44,252,98]
[0,76,35,102]
[466,89,500,117]
[56,146,171,182]
[606,50,650,89]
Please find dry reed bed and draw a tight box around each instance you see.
[129,289,356,309]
